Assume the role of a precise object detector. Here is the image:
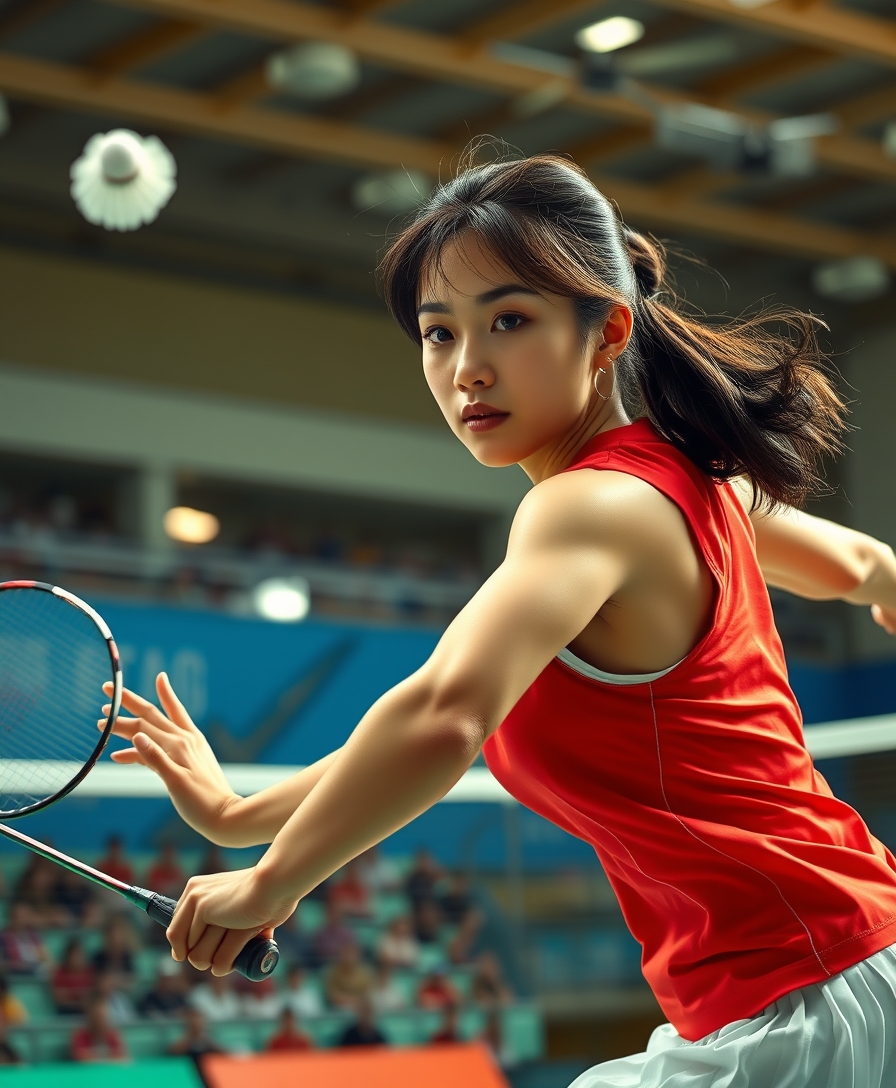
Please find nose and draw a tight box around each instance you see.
[453,339,494,391]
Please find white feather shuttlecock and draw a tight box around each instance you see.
[70,129,176,231]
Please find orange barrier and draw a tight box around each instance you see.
[201,1041,511,1088]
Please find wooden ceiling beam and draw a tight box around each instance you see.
[696,43,837,102]
[643,0,896,68]
[99,0,896,187]
[461,0,609,48]
[86,18,207,75]
[0,50,449,173]
[0,49,894,271]
[0,0,68,42]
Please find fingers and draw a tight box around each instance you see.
[157,672,195,731]
[102,682,177,732]
[185,924,228,972]
[210,929,257,976]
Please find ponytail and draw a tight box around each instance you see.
[379,149,849,510]
[621,228,848,511]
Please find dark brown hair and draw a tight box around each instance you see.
[378,151,849,510]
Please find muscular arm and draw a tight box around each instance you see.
[728,477,896,610]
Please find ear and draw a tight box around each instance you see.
[597,305,633,359]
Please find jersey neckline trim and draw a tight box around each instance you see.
[556,645,685,685]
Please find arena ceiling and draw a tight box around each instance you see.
[0,0,893,312]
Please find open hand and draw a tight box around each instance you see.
[101,672,239,843]
[871,604,896,636]
[167,867,297,975]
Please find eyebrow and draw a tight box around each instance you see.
[416,283,542,318]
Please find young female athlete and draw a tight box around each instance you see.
[103,152,896,1086]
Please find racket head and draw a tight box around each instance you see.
[0,580,122,819]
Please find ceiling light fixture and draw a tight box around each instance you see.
[811,257,890,303]
[70,129,176,232]
[351,168,433,215]
[576,16,645,54]
[163,506,220,545]
[252,577,311,623]
[265,42,360,99]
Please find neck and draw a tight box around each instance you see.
[520,399,631,485]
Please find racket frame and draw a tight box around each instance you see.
[0,579,123,819]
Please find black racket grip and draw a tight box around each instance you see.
[144,893,280,982]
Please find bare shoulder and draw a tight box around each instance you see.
[509,466,684,557]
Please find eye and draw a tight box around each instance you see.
[422,325,453,344]
[494,313,525,332]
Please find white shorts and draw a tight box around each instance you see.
[568,942,896,1088]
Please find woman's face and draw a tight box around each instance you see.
[418,233,631,483]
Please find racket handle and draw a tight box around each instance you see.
[143,892,280,982]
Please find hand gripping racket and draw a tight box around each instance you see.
[0,580,279,982]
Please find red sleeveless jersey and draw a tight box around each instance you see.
[481,417,896,1041]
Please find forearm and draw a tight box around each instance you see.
[841,539,896,610]
[215,748,344,848]
[254,678,482,901]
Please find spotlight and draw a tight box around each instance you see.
[163,506,220,545]
[576,16,645,54]
[265,42,360,99]
[69,129,176,232]
[884,121,896,160]
[252,577,311,623]
[812,257,890,303]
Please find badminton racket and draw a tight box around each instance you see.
[0,579,279,981]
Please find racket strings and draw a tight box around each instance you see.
[0,588,113,813]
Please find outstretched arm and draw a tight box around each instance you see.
[728,477,896,632]
[163,468,639,974]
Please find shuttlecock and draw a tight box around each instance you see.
[70,129,176,231]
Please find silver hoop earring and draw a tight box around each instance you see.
[594,359,615,402]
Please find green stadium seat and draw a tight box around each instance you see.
[135,948,166,984]
[372,893,408,925]
[123,1020,183,1058]
[303,1010,352,1048]
[416,943,448,973]
[0,1056,205,1087]
[502,1003,546,1062]
[10,978,56,1019]
[297,899,326,932]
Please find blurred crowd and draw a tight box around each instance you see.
[0,840,517,1067]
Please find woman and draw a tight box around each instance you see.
[102,151,896,1086]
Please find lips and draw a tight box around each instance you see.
[462,403,508,421]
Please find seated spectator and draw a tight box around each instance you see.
[168,1007,224,1059]
[280,964,324,1020]
[0,1011,22,1066]
[274,911,323,972]
[404,848,445,909]
[51,939,95,1015]
[236,974,281,1020]
[325,943,375,1012]
[375,915,420,970]
[0,902,51,976]
[0,975,27,1025]
[470,952,514,1009]
[137,958,188,1018]
[369,961,407,1015]
[430,1001,461,1044]
[439,872,478,927]
[357,844,402,895]
[94,969,137,1025]
[91,916,136,993]
[194,844,228,877]
[70,995,128,1063]
[412,898,443,945]
[447,909,484,967]
[12,856,71,927]
[328,858,372,919]
[55,868,103,928]
[338,996,387,1048]
[416,966,461,1012]
[266,1007,313,1052]
[314,900,359,964]
[189,972,241,1022]
[479,1008,515,1069]
[96,835,134,886]
[145,842,186,899]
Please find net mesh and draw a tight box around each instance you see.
[0,587,113,814]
